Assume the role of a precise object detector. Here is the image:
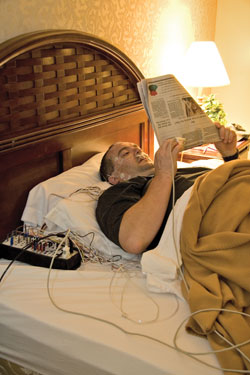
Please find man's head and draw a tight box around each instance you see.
[100,142,154,185]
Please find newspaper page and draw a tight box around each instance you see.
[137,74,220,150]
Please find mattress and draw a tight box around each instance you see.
[0,258,223,375]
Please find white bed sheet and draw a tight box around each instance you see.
[0,259,223,375]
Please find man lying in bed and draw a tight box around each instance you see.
[96,122,238,254]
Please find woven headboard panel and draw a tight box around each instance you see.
[0,29,143,145]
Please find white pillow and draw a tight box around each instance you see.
[21,153,108,226]
[22,152,138,260]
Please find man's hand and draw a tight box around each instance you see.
[154,138,183,178]
[214,122,238,157]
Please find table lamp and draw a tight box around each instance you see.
[181,41,230,103]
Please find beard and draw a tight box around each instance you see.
[114,154,155,181]
[136,159,154,175]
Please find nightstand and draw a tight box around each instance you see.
[179,138,250,163]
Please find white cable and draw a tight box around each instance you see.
[215,329,250,364]
[108,263,179,325]
[46,229,71,294]
[69,186,104,200]
[170,152,189,293]
[173,307,250,356]
[118,275,179,324]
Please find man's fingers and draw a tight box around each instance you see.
[215,122,236,144]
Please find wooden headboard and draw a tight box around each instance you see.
[0,30,153,240]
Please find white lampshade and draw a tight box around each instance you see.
[181,41,230,88]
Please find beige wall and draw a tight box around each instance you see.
[215,0,250,132]
[0,0,217,79]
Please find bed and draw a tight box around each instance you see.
[0,30,249,375]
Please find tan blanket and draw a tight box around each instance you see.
[180,159,250,374]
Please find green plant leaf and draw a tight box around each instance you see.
[201,94,227,125]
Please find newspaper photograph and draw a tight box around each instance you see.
[137,74,220,150]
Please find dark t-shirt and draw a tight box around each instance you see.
[96,167,210,251]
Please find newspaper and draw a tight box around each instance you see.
[137,74,220,150]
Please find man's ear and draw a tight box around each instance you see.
[108,175,120,185]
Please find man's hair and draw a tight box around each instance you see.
[99,144,115,181]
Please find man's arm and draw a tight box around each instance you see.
[118,139,182,254]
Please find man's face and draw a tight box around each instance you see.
[107,142,154,184]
